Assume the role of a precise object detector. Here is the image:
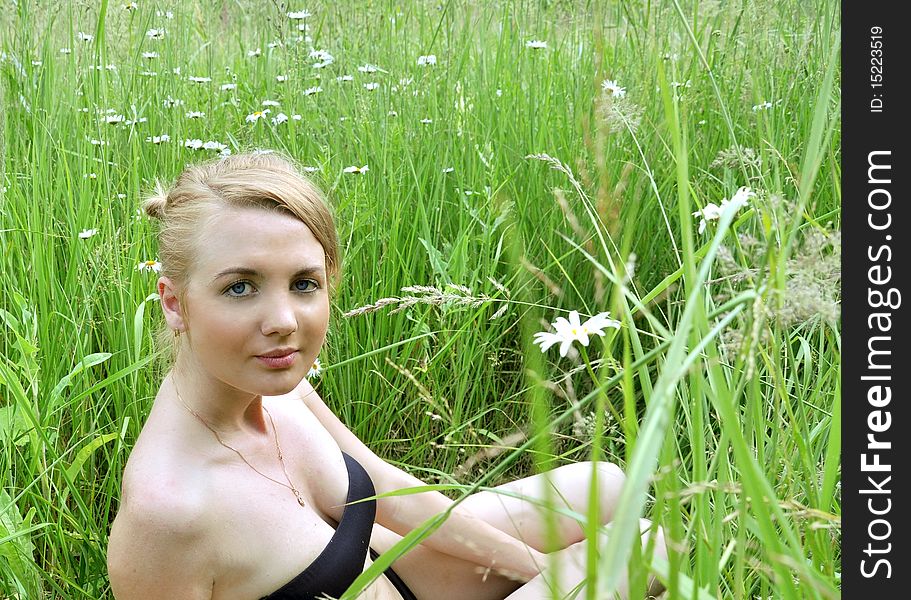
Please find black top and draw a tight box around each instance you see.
[260,452,377,600]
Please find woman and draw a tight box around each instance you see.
[106,151,665,600]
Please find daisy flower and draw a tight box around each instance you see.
[364,82,379,91]
[271,112,289,125]
[142,52,159,59]
[146,28,165,40]
[183,138,204,149]
[78,228,98,239]
[245,109,271,123]
[692,186,755,234]
[304,86,322,96]
[137,260,162,273]
[336,75,353,82]
[123,2,138,10]
[221,83,237,91]
[601,79,626,97]
[185,111,205,119]
[343,165,369,174]
[145,134,171,144]
[77,31,94,42]
[420,118,432,124]
[276,75,288,82]
[417,54,437,66]
[358,64,382,73]
[262,100,281,107]
[533,310,621,357]
[525,40,547,49]
[288,10,312,19]
[188,76,212,83]
[105,114,125,124]
[60,48,72,54]
[307,357,322,379]
[752,101,773,112]
[247,48,262,57]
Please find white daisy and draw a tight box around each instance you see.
[271,112,289,125]
[142,52,159,59]
[221,83,237,91]
[276,75,288,82]
[307,357,322,379]
[420,118,432,124]
[304,86,322,96]
[60,48,72,54]
[343,165,369,174]
[247,48,262,58]
[140,70,157,77]
[137,260,163,273]
[155,10,173,19]
[146,28,165,40]
[145,134,171,144]
[601,79,626,97]
[336,75,353,82]
[291,114,302,121]
[188,76,211,83]
[692,186,755,234]
[525,40,547,49]
[442,167,454,173]
[417,54,437,66]
[262,100,281,107]
[358,64,382,73]
[533,310,621,357]
[79,228,98,239]
[363,82,379,91]
[245,109,271,123]
[302,165,319,172]
[77,31,94,42]
[185,111,205,119]
[183,138,204,149]
[752,101,773,112]
[288,10,312,19]
[105,114,125,124]
[203,141,227,152]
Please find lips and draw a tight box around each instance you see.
[258,348,297,358]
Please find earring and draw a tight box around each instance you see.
[174,329,181,338]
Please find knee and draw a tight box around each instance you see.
[639,518,668,597]
[553,461,625,522]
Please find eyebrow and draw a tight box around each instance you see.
[211,266,326,282]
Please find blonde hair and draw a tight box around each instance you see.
[142,151,340,367]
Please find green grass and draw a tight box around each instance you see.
[1,1,840,598]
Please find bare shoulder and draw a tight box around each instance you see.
[107,452,216,599]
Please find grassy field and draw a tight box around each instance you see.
[1,1,840,598]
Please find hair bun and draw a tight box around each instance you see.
[141,181,170,220]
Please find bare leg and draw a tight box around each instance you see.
[372,461,666,600]
[503,519,667,600]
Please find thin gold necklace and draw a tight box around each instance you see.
[171,375,306,508]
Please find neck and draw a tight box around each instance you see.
[167,363,267,436]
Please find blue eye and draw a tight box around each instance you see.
[295,279,318,292]
[228,281,250,295]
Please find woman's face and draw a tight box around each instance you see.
[168,205,330,398]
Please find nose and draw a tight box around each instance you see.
[260,291,299,336]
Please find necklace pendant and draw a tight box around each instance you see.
[294,490,306,507]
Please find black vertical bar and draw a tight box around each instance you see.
[842,2,907,596]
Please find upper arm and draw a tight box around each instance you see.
[294,378,423,525]
[107,492,215,600]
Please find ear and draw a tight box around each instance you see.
[158,276,186,331]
